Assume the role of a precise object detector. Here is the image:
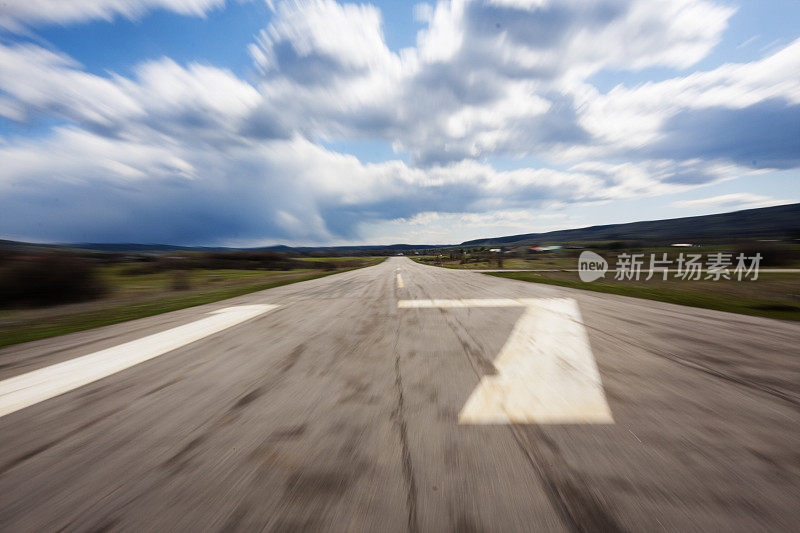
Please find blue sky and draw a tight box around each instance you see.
[0,0,798,246]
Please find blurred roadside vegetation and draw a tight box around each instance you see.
[412,240,800,322]
[0,249,383,347]
[413,241,800,269]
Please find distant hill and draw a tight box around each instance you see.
[0,240,447,254]
[67,243,229,252]
[460,203,800,246]
[3,203,797,253]
[275,244,444,252]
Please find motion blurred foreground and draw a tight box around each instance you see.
[0,242,798,531]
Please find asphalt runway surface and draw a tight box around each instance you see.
[1,257,798,531]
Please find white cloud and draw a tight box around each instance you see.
[0,0,227,31]
[578,38,800,153]
[0,42,272,147]
[671,193,795,210]
[0,43,142,127]
[0,118,740,244]
[360,207,577,245]
[247,0,741,165]
[397,209,567,228]
[0,126,195,184]
[251,0,396,76]
[0,0,797,245]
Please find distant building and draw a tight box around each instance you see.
[489,248,502,253]
[529,245,562,253]
[670,243,693,247]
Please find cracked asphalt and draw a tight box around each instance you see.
[1,257,798,532]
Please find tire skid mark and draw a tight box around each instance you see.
[393,297,419,533]
[419,281,623,533]
[584,323,800,408]
[0,406,125,476]
[509,424,624,533]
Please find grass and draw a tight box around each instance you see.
[0,259,384,348]
[487,271,800,322]
[413,243,800,270]
[98,266,315,294]
[411,252,800,321]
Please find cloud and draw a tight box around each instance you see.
[671,193,795,210]
[0,0,797,245]
[248,0,736,165]
[0,43,142,128]
[360,208,576,245]
[251,0,397,82]
[574,38,800,167]
[1,122,734,244]
[0,42,280,146]
[246,0,791,173]
[652,98,800,169]
[0,0,228,31]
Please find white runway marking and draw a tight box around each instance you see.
[398,298,613,425]
[399,298,522,308]
[396,273,404,288]
[0,304,277,419]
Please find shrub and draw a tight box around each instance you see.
[0,254,107,307]
[732,242,800,267]
[170,271,191,291]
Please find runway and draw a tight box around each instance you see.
[1,257,798,531]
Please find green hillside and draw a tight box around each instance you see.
[461,203,800,246]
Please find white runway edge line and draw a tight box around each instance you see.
[0,305,278,419]
[398,298,613,425]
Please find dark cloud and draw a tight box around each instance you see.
[652,98,800,170]
[269,41,368,85]
[239,105,293,140]
[1,0,794,245]
[465,1,626,51]
[0,173,289,245]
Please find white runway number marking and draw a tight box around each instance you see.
[0,305,278,418]
[398,298,613,425]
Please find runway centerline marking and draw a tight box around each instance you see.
[398,298,613,425]
[396,273,404,288]
[0,304,278,419]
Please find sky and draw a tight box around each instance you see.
[0,0,798,246]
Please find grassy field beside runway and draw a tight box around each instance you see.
[0,259,384,348]
[414,244,800,271]
[486,271,800,322]
[412,245,800,321]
